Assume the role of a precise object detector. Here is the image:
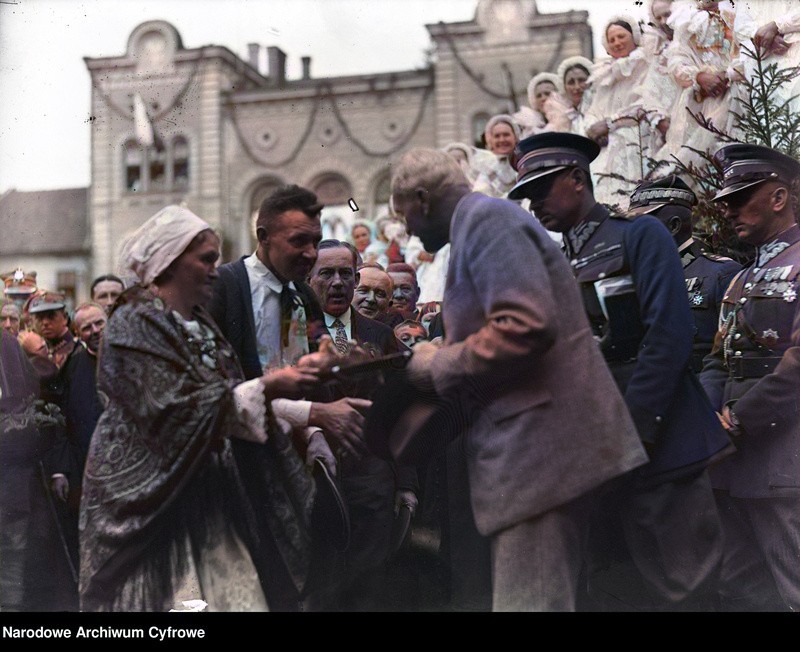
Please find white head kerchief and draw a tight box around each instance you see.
[483,114,522,147]
[527,72,560,109]
[119,205,212,286]
[556,56,594,94]
[602,14,643,54]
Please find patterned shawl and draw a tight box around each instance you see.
[79,286,315,610]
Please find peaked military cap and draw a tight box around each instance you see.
[713,143,800,201]
[508,132,600,200]
[2,268,37,299]
[26,290,66,315]
[626,175,697,217]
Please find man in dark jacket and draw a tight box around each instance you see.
[305,239,417,611]
[625,175,742,372]
[209,185,368,611]
[43,301,107,596]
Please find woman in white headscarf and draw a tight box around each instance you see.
[514,72,560,137]
[584,14,652,206]
[79,205,333,612]
[473,114,522,198]
[541,56,594,134]
[442,141,478,186]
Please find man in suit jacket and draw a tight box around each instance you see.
[390,147,648,611]
[208,185,370,610]
[305,239,417,611]
[507,132,733,610]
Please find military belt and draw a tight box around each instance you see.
[728,356,782,379]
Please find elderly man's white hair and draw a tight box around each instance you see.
[390,147,470,199]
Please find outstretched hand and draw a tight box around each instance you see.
[309,397,373,459]
[261,365,322,400]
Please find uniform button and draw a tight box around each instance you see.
[735,351,742,356]
[598,272,606,279]
[740,297,747,304]
[754,268,761,273]
[745,283,753,289]
[734,333,741,340]
[771,423,776,427]
[655,416,663,423]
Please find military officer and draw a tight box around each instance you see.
[626,175,742,372]
[699,143,800,612]
[508,132,733,611]
[25,291,76,370]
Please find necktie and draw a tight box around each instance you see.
[280,284,298,347]
[331,318,349,354]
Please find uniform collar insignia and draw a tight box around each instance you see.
[757,240,789,267]
[567,220,599,256]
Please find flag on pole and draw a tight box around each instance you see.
[133,93,154,148]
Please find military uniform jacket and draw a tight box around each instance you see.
[565,203,732,483]
[680,239,742,372]
[699,223,800,498]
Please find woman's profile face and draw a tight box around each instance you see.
[564,67,589,107]
[534,81,557,113]
[167,230,221,308]
[606,24,636,59]
[489,122,517,156]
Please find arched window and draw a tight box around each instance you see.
[374,173,390,205]
[372,172,391,218]
[149,145,167,191]
[172,136,189,188]
[310,172,353,207]
[124,134,191,194]
[472,112,491,149]
[124,140,143,191]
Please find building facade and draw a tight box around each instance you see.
[2,0,592,301]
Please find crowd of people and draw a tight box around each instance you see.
[1,0,799,613]
[461,1,800,207]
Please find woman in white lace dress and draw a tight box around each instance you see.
[584,15,652,206]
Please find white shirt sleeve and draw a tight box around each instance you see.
[271,398,312,427]
[232,378,269,443]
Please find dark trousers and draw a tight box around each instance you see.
[439,436,493,611]
[584,469,723,611]
[714,490,800,612]
[304,454,396,611]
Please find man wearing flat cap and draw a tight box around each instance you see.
[390,146,647,611]
[509,132,733,610]
[626,175,742,372]
[698,143,800,612]
[25,291,75,370]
